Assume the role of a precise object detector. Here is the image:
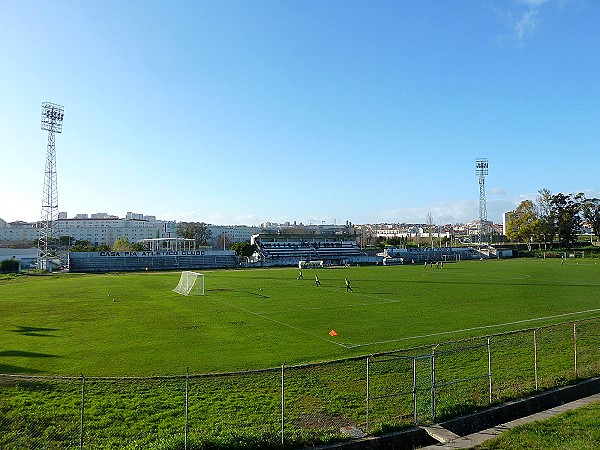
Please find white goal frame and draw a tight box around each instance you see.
[173,271,205,296]
[299,260,324,269]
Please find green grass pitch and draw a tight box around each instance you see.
[1,258,599,376]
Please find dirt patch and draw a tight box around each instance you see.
[294,411,355,429]
[179,325,204,330]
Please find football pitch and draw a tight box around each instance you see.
[1,258,599,376]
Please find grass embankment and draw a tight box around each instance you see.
[475,401,600,450]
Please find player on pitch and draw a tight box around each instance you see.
[345,277,353,292]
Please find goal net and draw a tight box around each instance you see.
[173,271,204,296]
[299,260,324,269]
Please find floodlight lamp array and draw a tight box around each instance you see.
[475,158,489,176]
[41,102,64,133]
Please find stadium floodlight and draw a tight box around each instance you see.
[38,102,64,270]
[41,102,64,133]
[475,158,489,176]
[173,271,205,296]
[475,158,489,244]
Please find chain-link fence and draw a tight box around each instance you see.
[1,318,599,449]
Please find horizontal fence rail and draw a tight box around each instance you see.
[1,318,599,449]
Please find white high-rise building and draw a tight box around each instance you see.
[0,213,175,247]
[502,211,513,236]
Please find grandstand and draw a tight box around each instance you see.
[380,246,505,264]
[69,249,238,272]
[250,232,370,267]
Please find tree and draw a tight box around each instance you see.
[112,237,134,252]
[175,222,212,246]
[581,197,600,243]
[426,212,434,248]
[214,233,232,251]
[551,192,584,249]
[536,188,555,250]
[383,237,403,247]
[58,236,76,247]
[506,200,540,250]
[132,242,148,251]
[405,240,418,248]
[361,227,375,248]
[70,240,95,252]
[230,242,257,258]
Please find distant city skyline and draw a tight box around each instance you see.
[1,1,598,226]
[0,209,501,226]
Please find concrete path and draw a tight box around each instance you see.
[419,393,600,449]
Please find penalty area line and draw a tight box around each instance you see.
[209,297,352,348]
[345,308,600,349]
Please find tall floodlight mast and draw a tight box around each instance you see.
[38,102,64,270]
[475,158,489,244]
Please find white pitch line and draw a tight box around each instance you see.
[302,296,400,311]
[345,308,600,349]
[209,297,351,348]
[421,272,532,281]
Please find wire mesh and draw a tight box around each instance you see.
[535,322,576,389]
[82,377,185,449]
[576,319,600,378]
[0,375,81,450]
[0,318,598,449]
[432,339,491,420]
[187,369,282,449]
[366,355,416,431]
[283,358,366,446]
[488,330,538,401]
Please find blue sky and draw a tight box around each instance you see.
[1,0,598,226]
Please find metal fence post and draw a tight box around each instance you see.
[365,356,370,434]
[281,363,285,448]
[431,345,438,423]
[573,322,578,379]
[412,357,417,425]
[533,329,539,391]
[487,337,492,404]
[185,368,189,450]
[80,375,85,450]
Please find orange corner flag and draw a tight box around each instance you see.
[329,329,338,337]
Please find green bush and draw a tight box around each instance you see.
[0,259,19,273]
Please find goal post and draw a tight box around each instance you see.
[173,271,204,296]
[299,260,324,269]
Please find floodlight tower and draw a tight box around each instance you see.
[475,158,489,244]
[38,102,64,270]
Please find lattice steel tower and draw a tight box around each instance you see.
[38,102,64,270]
[475,158,489,243]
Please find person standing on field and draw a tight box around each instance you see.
[297,269,303,279]
[345,277,353,292]
[315,274,321,286]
